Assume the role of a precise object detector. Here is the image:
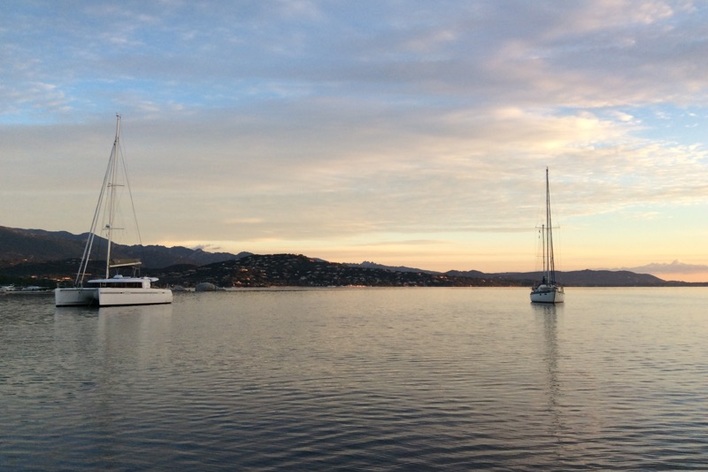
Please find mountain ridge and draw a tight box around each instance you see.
[0,225,247,268]
[1,225,701,288]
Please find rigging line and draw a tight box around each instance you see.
[116,121,143,247]
[75,130,114,286]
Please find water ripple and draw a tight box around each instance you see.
[2,288,708,470]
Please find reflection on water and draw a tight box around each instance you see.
[532,303,564,459]
[3,288,708,470]
[53,304,175,380]
[532,303,560,407]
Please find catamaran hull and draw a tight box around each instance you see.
[55,287,173,307]
[97,288,173,307]
[55,288,98,306]
[530,287,565,304]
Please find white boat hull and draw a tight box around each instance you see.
[97,287,172,307]
[55,287,172,307]
[530,285,565,304]
[55,288,98,306]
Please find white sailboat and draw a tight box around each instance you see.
[55,115,172,307]
[530,168,565,304]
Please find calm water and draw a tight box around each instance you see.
[1,287,708,471]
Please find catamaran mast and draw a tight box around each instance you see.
[104,114,122,278]
[74,115,120,286]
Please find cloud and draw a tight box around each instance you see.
[2,1,708,276]
[3,1,706,132]
[3,94,707,245]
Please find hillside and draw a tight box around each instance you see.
[2,225,697,289]
[449,269,666,286]
[152,254,520,288]
[0,225,246,268]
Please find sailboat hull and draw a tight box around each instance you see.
[55,288,98,306]
[530,285,565,304]
[97,287,173,307]
[55,287,173,307]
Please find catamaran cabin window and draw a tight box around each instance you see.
[86,282,144,288]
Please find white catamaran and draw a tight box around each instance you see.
[55,115,172,307]
[530,168,565,304]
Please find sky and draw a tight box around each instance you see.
[2,1,708,282]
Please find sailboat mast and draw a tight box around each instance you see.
[545,167,556,283]
[541,224,546,277]
[104,114,121,278]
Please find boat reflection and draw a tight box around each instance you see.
[532,302,565,450]
[54,303,173,365]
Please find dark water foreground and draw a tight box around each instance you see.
[2,287,707,470]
